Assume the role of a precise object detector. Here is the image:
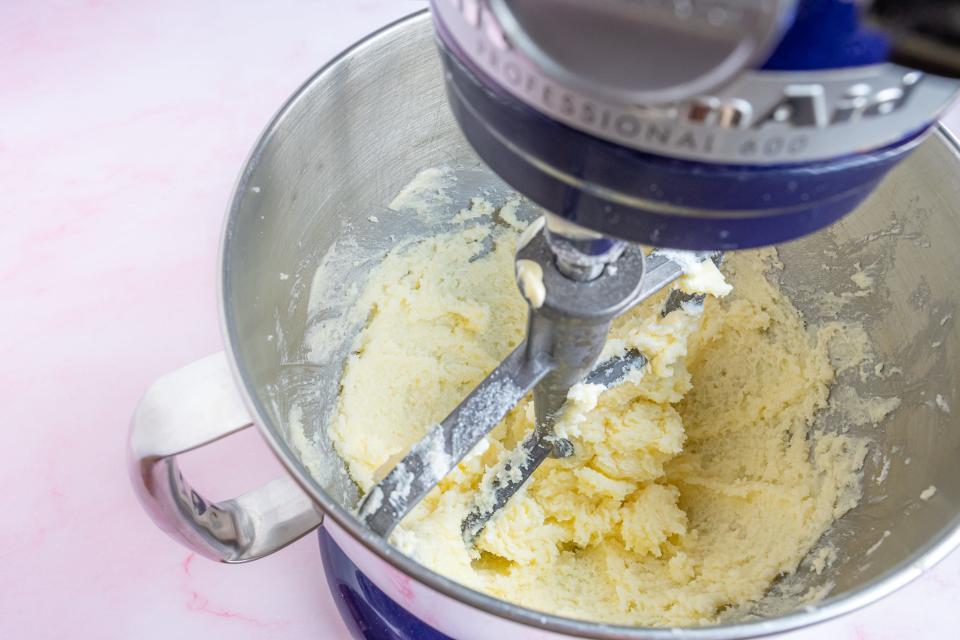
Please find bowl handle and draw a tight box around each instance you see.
[128,352,324,563]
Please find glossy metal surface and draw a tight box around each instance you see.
[129,352,323,562]
[485,0,797,105]
[431,0,960,249]
[433,0,958,165]
[214,11,958,639]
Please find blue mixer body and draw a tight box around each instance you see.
[320,530,451,640]
[761,0,888,71]
[436,0,941,250]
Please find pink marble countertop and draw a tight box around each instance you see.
[2,1,958,638]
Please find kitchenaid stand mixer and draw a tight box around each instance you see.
[127,3,960,640]
[357,0,960,545]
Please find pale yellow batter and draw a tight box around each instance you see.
[325,216,871,627]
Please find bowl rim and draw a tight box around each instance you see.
[218,9,960,639]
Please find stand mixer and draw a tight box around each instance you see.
[126,3,960,638]
[357,0,960,542]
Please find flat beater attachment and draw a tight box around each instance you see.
[357,224,717,542]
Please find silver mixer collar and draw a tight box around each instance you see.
[544,227,627,282]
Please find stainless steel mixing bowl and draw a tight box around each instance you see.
[130,11,960,639]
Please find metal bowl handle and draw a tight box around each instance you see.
[128,352,323,563]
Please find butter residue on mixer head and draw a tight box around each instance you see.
[655,249,732,298]
[515,259,546,309]
[295,175,894,627]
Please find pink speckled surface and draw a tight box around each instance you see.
[1,1,958,639]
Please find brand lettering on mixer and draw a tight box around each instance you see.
[451,0,957,165]
[474,33,927,160]
[750,72,923,129]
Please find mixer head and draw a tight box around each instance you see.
[432,0,960,250]
[357,1,960,542]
